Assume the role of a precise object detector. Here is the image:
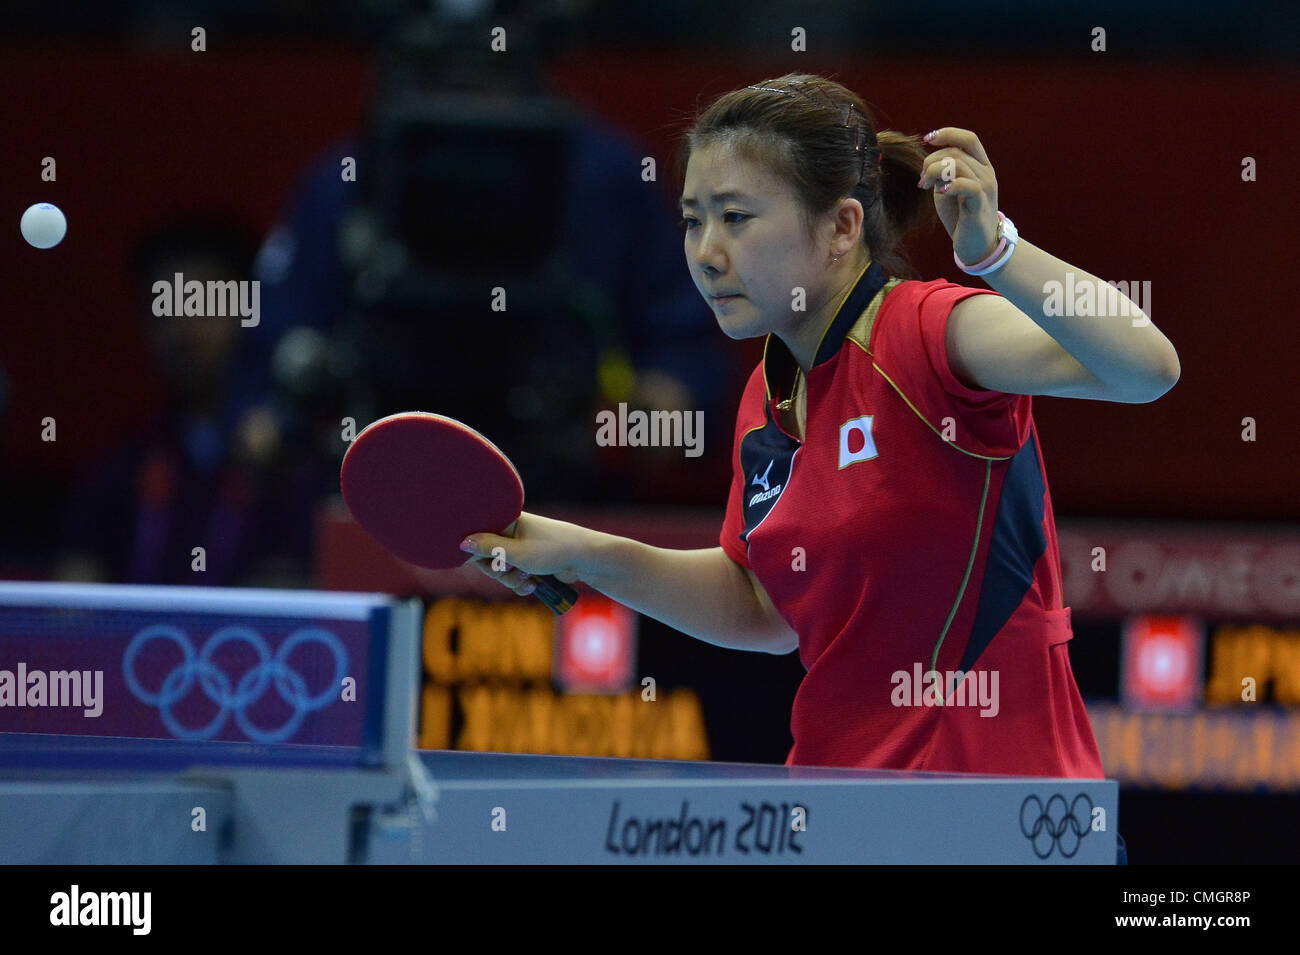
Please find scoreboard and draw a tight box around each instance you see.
[416,594,710,759]
[1059,522,1300,791]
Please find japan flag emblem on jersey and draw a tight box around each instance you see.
[838,415,878,469]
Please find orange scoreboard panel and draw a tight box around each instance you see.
[1059,522,1300,791]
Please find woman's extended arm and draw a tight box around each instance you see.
[462,513,799,655]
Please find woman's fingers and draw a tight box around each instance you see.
[468,555,533,591]
[924,127,991,166]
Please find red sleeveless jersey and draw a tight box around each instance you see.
[719,260,1104,778]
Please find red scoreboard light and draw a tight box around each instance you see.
[1120,614,1204,711]
[554,593,637,693]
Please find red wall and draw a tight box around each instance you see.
[2,44,1294,521]
[0,44,374,470]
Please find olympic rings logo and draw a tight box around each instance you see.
[1019,793,1094,859]
[123,625,348,744]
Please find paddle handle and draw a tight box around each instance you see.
[499,518,578,614]
[531,575,579,615]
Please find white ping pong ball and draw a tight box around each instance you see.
[21,202,67,249]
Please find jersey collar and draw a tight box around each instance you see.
[762,258,887,404]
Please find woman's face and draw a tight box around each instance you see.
[680,141,827,341]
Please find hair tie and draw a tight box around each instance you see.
[877,149,883,164]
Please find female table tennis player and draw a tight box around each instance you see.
[461,73,1179,780]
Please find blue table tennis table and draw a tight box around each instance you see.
[0,581,1118,864]
[0,734,1118,864]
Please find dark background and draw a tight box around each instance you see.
[2,3,1297,529]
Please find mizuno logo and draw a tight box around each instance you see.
[748,460,782,506]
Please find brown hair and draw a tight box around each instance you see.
[674,72,931,280]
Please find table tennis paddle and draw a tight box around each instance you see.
[340,411,578,615]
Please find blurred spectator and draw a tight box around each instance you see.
[54,218,323,587]
[239,6,734,506]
